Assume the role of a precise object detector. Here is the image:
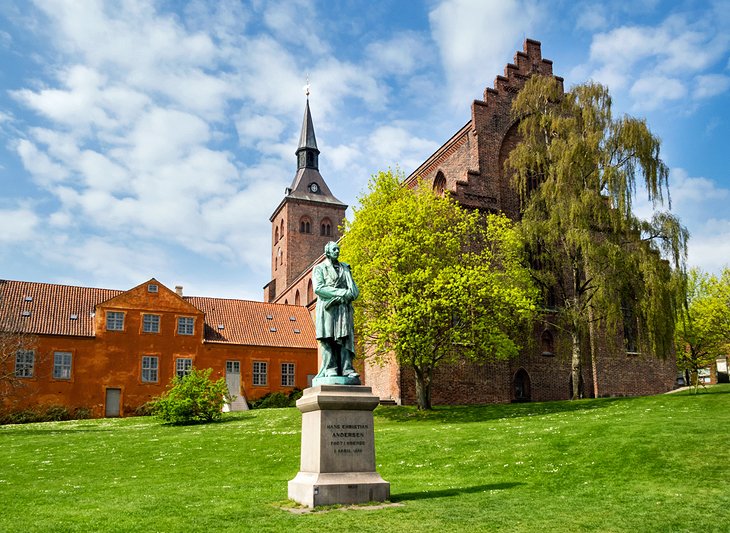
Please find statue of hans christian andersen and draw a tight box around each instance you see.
[312,241,360,385]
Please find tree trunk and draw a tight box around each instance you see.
[570,266,583,401]
[571,330,582,400]
[414,366,432,410]
[588,305,599,399]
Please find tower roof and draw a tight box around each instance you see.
[297,99,319,154]
[270,97,346,219]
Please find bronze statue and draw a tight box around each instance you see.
[312,241,360,383]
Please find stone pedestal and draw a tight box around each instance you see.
[288,385,390,507]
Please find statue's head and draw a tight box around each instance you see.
[324,241,340,260]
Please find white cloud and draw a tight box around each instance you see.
[694,74,730,100]
[429,0,542,107]
[649,168,730,275]
[666,168,730,225]
[260,0,328,55]
[575,4,608,31]
[311,58,387,117]
[15,139,69,185]
[582,11,730,106]
[687,223,730,273]
[12,65,112,131]
[0,207,39,243]
[124,107,211,168]
[368,125,440,173]
[629,76,686,111]
[40,235,172,288]
[365,32,430,76]
[235,112,286,148]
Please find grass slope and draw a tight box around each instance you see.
[1,385,728,532]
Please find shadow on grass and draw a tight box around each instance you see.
[392,482,524,502]
[375,397,631,424]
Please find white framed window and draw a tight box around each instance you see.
[106,311,124,331]
[53,351,73,380]
[176,358,193,378]
[281,362,295,387]
[141,356,159,383]
[253,361,268,386]
[15,350,35,378]
[177,317,194,335]
[143,314,160,333]
[226,360,240,374]
[148,283,158,293]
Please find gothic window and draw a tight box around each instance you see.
[622,302,640,354]
[540,329,555,356]
[280,220,284,239]
[299,216,311,234]
[513,369,531,402]
[307,278,313,304]
[294,290,301,306]
[320,217,332,236]
[433,172,446,197]
[275,226,279,243]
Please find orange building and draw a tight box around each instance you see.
[0,278,317,418]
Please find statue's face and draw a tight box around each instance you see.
[326,244,340,260]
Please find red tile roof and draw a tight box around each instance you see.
[185,296,316,349]
[0,280,316,348]
[0,279,121,337]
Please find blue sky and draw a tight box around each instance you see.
[0,0,728,300]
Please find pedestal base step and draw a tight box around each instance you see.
[288,471,390,508]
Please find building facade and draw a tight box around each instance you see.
[1,279,317,418]
[268,39,678,405]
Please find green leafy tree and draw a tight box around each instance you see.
[676,268,730,392]
[341,170,538,410]
[152,368,230,424]
[506,76,688,399]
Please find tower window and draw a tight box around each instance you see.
[299,217,311,234]
[320,217,332,236]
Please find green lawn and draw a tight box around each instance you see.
[1,385,729,532]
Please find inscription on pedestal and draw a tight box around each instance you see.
[327,423,368,455]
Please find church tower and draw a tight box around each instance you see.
[264,97,347,303]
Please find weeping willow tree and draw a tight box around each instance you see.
[507,76,688,399]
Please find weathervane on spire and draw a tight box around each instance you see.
[303,75,310,99]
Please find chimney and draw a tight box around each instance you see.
[175,285,183,296]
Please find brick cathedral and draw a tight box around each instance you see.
[267,39,678,405]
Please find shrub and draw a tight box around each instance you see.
[0,405,91,425]
[134,401,156,417]
[151,368,230,424]
[44,405,71,421]
[6,409,40,424]
[72,407,92,420]
[251,388,302,409]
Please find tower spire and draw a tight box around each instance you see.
[296,89,319,170]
